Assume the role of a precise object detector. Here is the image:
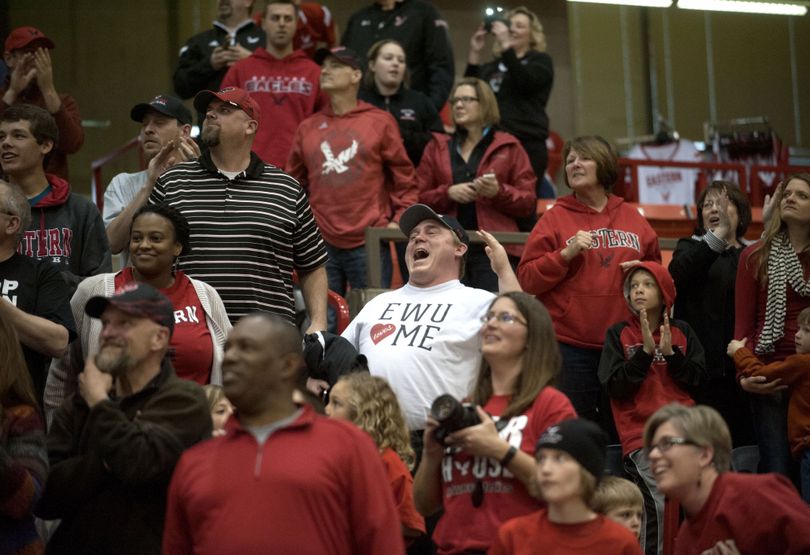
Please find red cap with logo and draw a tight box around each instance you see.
[193,87,261,123]
[4,26,55,53]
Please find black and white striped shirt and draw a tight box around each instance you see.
[149,151,327,324]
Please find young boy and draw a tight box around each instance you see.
[598,261,705,555]
[592,475,645,540]
[728,306,810,503]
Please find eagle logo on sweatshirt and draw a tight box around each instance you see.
[321,140,358,174]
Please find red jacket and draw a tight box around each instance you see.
[518,195,661,348]
[416,131,536,258]
[221,48,325,167]
[674,472,810,555]
[734,348,810,457]
[286,100,418,248]
[163,406,405,554]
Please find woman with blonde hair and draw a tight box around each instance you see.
[417,77,535,292]
[326,372,425,542]
[466,6,553,200]
[735,172,810,477]
[413,291,575,554]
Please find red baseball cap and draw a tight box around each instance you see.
[4,26,55,53]
[193,87,261,123]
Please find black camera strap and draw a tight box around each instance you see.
[471,415,511,508]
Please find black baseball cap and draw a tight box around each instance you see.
[85,282,175,336]
[314,46,362,70]
[130,95,192,126]
[399,204,470,245]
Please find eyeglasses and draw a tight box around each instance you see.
[0,210,17,218]
[480,312,527,326]
[450,96,479,105]
[644,436,698,458]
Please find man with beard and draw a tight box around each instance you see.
[149,86,328,327]
[36,282,211,555]
[174,0,265,124]
[1,26,83,179]
[103,95,199,264]
[163,313,404,554]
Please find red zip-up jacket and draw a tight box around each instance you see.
[518,195,661,348]
[416,130,536,258]
[286,100,418,249]
[221,48,325,167]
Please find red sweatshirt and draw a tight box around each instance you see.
[518,195,661,348]
[416,131,536,258]
[674,472,810,555]
[489,509,643,555]
[163,406,404,554]
[221,48,325,167]
[734,348,810,457]
[286,100,418,248]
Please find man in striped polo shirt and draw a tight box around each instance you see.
[148,86,328,329]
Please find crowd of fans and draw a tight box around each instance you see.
[2,1,810,554]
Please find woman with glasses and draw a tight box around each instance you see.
[668,181,754,448]
[644,403,810,554]
[416,78,536,292]
[465,6,553,201]
[413,291,575,554]
[44,204,231,421]
[518,135,661,436]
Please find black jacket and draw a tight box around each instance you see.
[359,84,444,166]
[173,19,265,101]
[37,362,212,555]
[669,236,743,380]
[342,0,454,110]
[465,49,553,143]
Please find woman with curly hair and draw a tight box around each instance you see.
[0,314,49,554]
[326,372,425,542]
[735,173,810,477]
[413,291,576,554]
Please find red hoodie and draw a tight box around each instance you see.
[598,262,703,455]
[518,195,661,348]
[286,101,418,249]
[221,48,325,167]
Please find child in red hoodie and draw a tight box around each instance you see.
[728,306,810,503]
[598,261,705,555]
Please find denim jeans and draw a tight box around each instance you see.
[626,449,665,555]
[558,343,617,440]
[749,390,794,478]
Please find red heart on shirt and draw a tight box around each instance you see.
[370,323,396,344]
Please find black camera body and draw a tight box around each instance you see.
[483,6,507,33]
[431,394,480,446]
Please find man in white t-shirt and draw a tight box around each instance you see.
[342,204,520,437]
